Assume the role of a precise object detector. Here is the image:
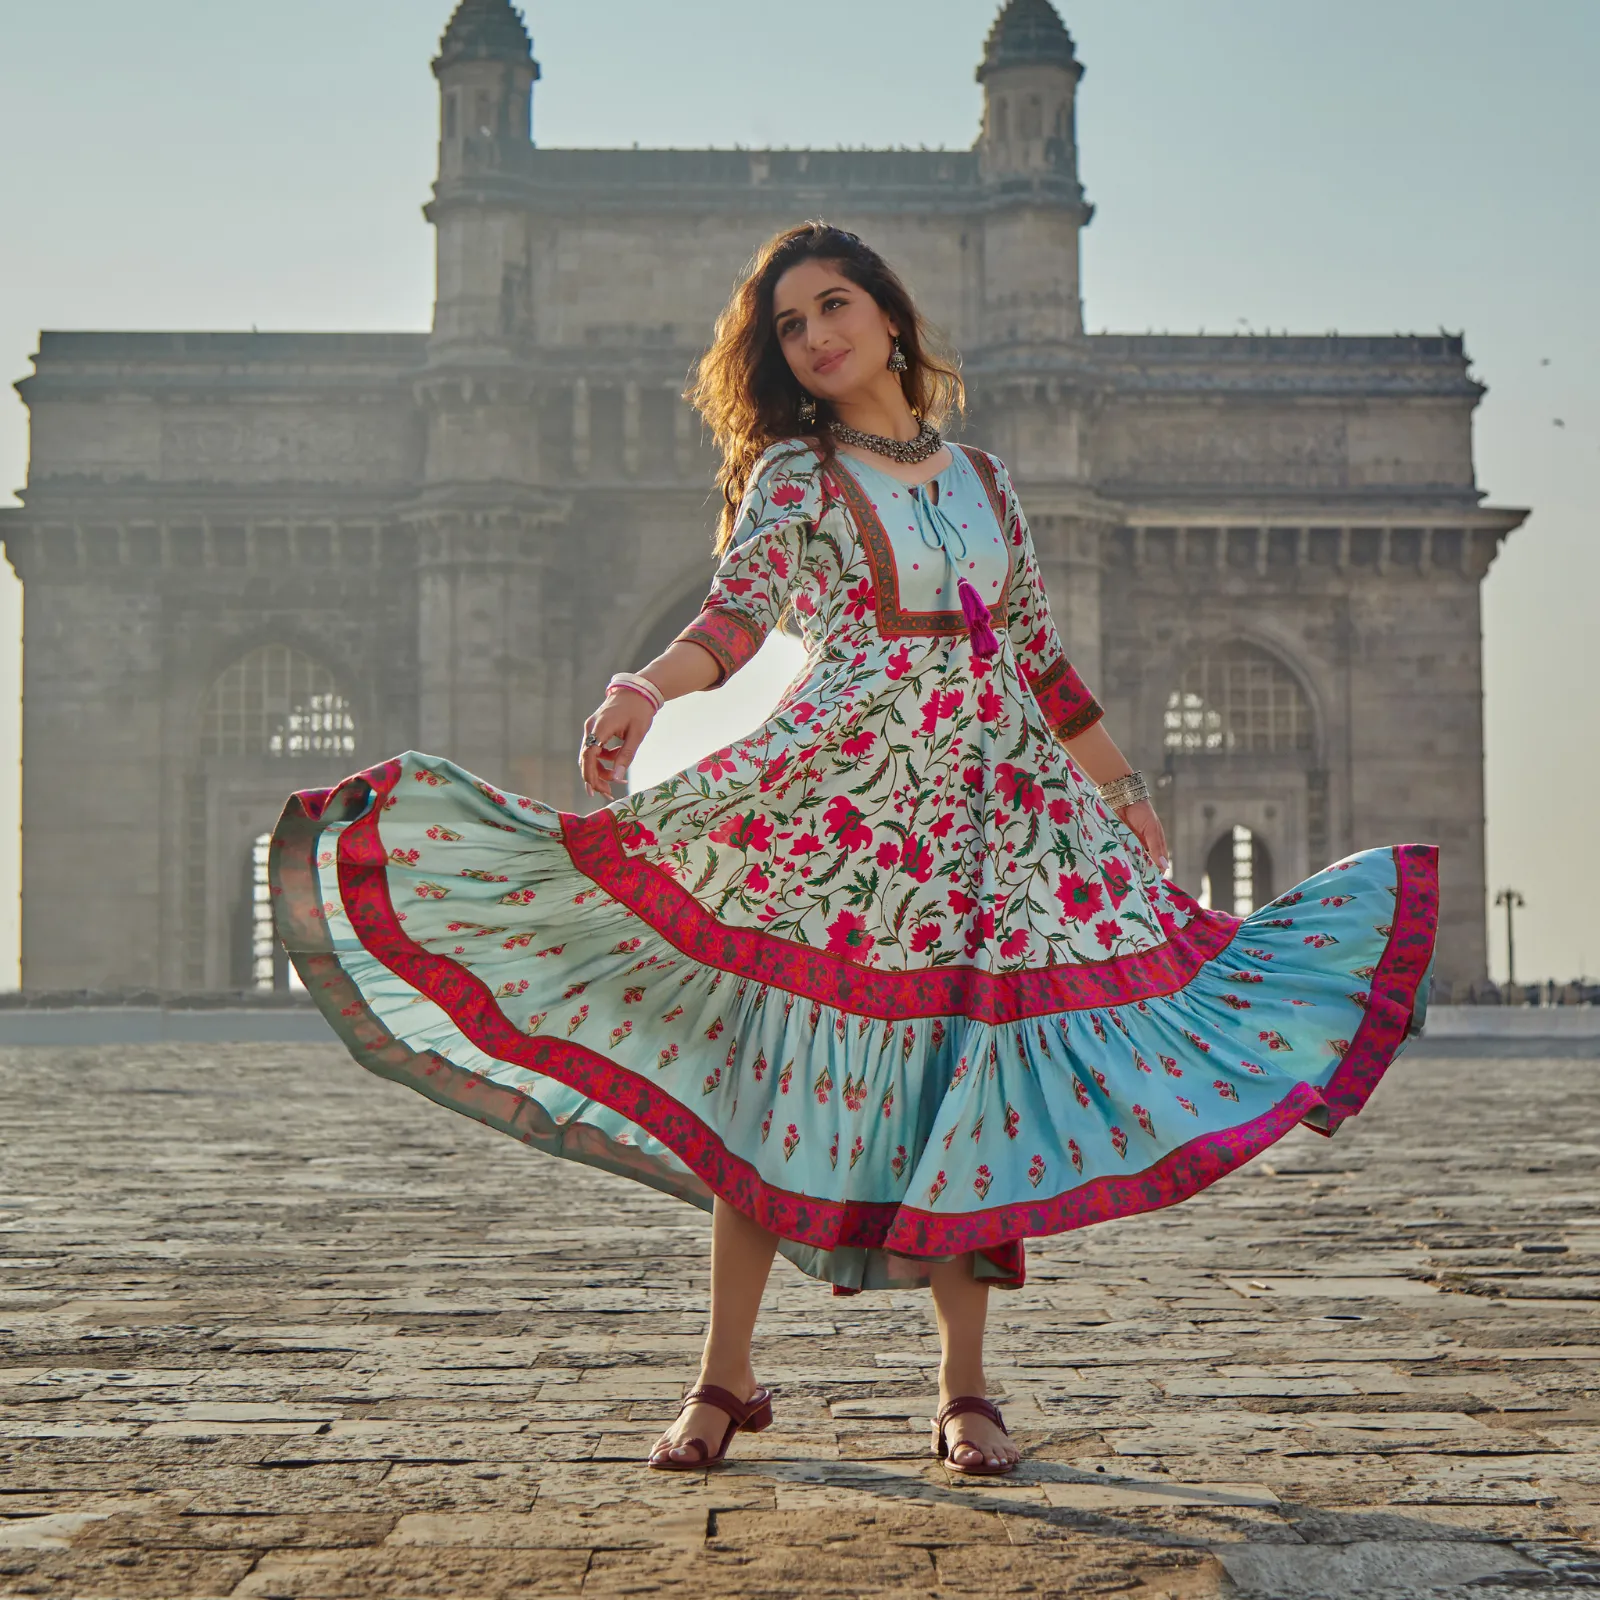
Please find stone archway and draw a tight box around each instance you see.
[1160,639,1322,893]
[1201,823,1275,915]
[185,644,364,990]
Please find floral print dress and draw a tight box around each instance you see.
[271,440,1437,1292]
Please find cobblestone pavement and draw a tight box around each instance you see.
[1,1045,1596,1599]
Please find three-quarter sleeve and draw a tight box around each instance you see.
[995,461,1104,741]
[674,444,823,686]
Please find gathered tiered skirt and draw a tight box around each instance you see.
[271,750,1436,1293]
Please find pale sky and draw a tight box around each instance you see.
[0,0,1595,984]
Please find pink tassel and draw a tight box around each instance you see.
[958,579,1000,660]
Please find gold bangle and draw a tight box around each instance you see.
[1098,771,1150,810]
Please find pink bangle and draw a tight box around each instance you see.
[607,672,664,714]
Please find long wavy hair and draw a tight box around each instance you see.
[686,222,965,553]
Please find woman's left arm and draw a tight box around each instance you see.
[1064,720,1170,876]
[990,456,1170,874]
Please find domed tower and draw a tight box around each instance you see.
[428,0,540,351]
[975,0,1093,343]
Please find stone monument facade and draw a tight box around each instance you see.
[0,0,1524,993]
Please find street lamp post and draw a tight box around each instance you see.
[1494,888,1526,990]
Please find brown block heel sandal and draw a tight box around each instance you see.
[646,1384,775,1471]
[932,1396,1016,1477]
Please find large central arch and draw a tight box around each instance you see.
[1155,635,1327,895]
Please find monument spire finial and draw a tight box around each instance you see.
[436,0,534,68]
[978,0,1081,83]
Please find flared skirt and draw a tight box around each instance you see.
[271,752,1436,1292]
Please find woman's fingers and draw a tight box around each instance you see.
[578,712,601,795]
[1123,805,1153,859]
[611,727,649,787]
[1143,813,1172,876]
[595,719,636,797]
[1119,800,1170,876]
[578,699,654,800]
[583,720,608,794]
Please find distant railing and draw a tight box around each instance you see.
[1430,979,1598,1007]
[0,988,316,1010]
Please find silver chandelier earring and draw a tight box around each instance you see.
[798,392,817,425]
[888,336,909,374]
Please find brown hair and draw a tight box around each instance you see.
[685,221,965,553]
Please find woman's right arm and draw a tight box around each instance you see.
[579,444,823,800]
[579,641,721,799]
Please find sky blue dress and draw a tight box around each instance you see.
[272,440,1437,1293]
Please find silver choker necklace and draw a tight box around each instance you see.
[831,417,943,465]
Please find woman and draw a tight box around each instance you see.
[272,222,1436,1476]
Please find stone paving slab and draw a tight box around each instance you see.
[0,1044,1597,1598]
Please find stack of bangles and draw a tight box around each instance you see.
[606,672,665,714]
[1097,770,1151,812]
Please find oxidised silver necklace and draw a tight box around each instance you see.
[831,416,943,465]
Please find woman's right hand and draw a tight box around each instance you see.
[579,691,655,800]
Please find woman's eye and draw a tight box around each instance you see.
[779,320,801,338]
[823,297,845,312]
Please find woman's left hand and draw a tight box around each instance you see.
[1118,798,1171,877]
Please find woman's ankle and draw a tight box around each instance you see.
[938,1367,988,1403]
[696,1353,759,1397]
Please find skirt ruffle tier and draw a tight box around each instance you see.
[271,752,1437,1293]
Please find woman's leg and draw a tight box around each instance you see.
[653,1196,780,1463]
[927,1256,1020,1470]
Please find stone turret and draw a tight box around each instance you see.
[428,1,540,351]
[434,0,539,176]
[975,0,1092,343]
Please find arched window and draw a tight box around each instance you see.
[201,644,357,758]
[1163,642,1311,755]
[1202,824,1274,916]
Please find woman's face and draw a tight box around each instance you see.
[772,259,898,407]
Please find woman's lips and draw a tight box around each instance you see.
[812,349,848,376]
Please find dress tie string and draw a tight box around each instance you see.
[912,484,999,661]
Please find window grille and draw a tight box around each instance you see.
[201,645,356,758]
[1163,642,1311,755]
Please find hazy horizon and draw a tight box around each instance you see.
[1,0,1595,984]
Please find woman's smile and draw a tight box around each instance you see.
[812,348,849,377]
